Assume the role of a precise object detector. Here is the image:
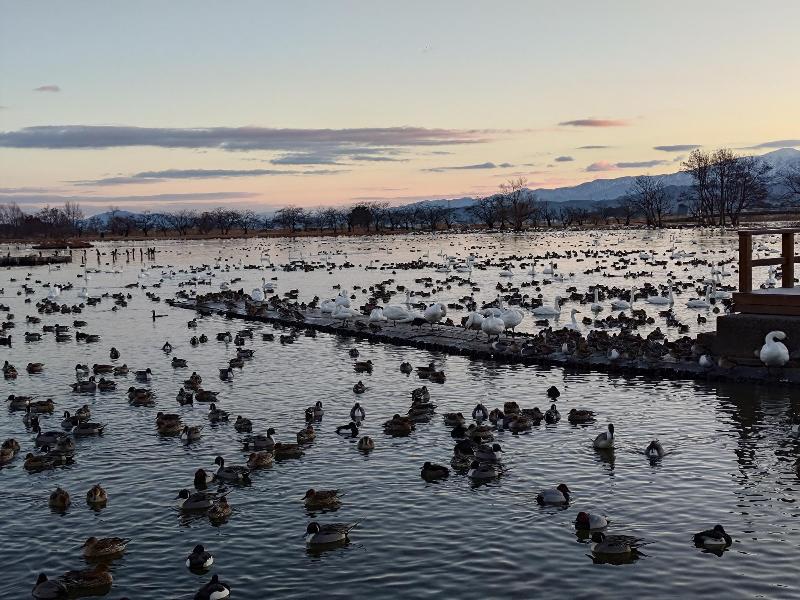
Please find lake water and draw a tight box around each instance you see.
[2,229,798,599]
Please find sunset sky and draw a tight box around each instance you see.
[1,1,798,214]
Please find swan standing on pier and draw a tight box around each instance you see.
[759,331,789,367]
[481,314,505,342]
[423,303,447,328]
[464,311,485,338]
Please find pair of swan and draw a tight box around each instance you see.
[610,288,635,311]
[685,285,711,309]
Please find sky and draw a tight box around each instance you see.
[1,1,799,214]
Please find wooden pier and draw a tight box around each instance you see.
[171,297,800,386]
[734,228,800,315]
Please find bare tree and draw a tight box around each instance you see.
[211,207,240,235]
[135,211,156,236]
[63,201,84,235]
[780,166,800,202]
[239,210,260,234]
[467,196,499,228]
[165,210,197,236]
[499,177,536,231]
[628,176,670,228]
[616,196,637,226]
[273,205,306,233]
[727,156,771,225]
[539,201,555,227]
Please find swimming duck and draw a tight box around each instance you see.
[575,511,608,530]
[644,440,664,459]
[194,573,230,600]
[467,460,500,481]
[92,363,114,374]
[176,489,220,511]
[536,483,571,505]
[24,451,67,471]
[475,443,503,463]
[72,420,105,436]
[214,455,250,483]
[443,412,465,427]
[127,387,154,406]
[86,484,108,506]
[544,404,560,424]
[181,425,203,443]
[186,544,214,571]
[162,341,172,353]
[109,347,120,360]
[336,422,360,437]
[59,564,113,594]
[219,367,234,381]
[274,441,304,459]
[75,404,91,421]
[313,401,324,419]
[97,378,116,391]
[71,376,96,392]
[400,361,413,374]
[0,438,20,465]
[305,521,358,546]
[208,403,229,423]
[32,422,67,447]
[207,496,232,522]
[177,389,194,406]
[472,403,489,421]
[357,436,375,451]
[7,394,31,410]
[172,357,188,368]
[48,487,71,510]
[383,414,414,436]
[568,409,595,424]
[82,536,129,558]
[352,381,366,394]
[135,367,152,382]
[594,424,615,450]
[195,389,219,403]
[421,461,450,480]
[354,360,373,373]
[113,364,129,375]
[303,488,342,509]
[546,386,560,399]
[234,416,252,433]
[156,412,182,434]
[465,423,493,442]
[61,410,79,429]
[246,451,274,469]
[26,362,44,374]
[243,428,275,451]
[693,524,733,549]
[28,398,55,414]
[297,425,315,444]
[31,573,68,599]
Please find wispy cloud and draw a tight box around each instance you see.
[559,118,628,127]
[33,85,60,93]
[577,145,611,149]
[653,144,700,152]
[269,147,407,165]
[423,161,513,173]
[586,159,667,172]
[749,139,800,149]
[554,155,574,162]
[74,168,346,186]
[0,191,257,206]
[0,125,491,152]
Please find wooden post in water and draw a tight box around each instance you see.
[782,231,795,288]
[738,231,752,293]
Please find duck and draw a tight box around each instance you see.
[234,416,252,433]
[135,367,152,382]
[72,420,105,436]
[86,484,108,505]
[97,378,116,391]
[575,511,608,530]
[7,394,31,410]
[693,524,733,549]
[591,532,647,557]
[214,455,250,483]
[475,443,503,463]
[0,438,20,465]
[194,574,230,600]
[759,331,789,367]
[207,496,232,521]
[109,347,120,359]
[594,424,615,449]
[274,441,304,459]
[127,387,154,405]
[208,403,229,423]
[467,460,500,481]
[354,359,373,373]
[383,414,414,436]
[59,564,113,594]
[28,398,55,414]
[357,436,375,451]
[31,573,68,599]
[247,451,274,469]
[567,409,595,424]
[71,376,97,392]
[472,402,489,422]
[313,401,324,419]
[186,544,214,571]
[536,483,570,505]
[92,363,114,374]
[544,404,560,424]
[352,381,366,394]
[644,440,664,459]
[443,412,465,427]
[24,451,67,471]
[195,389,219,403]
[172,357,188,368]
[243,428,275,451]
[113,364,129,375]
[297,425,315,444]
[181,425,203,443]
[26,362,44,374]
[48,487,71,510]
[176,489,220,511]
[32,422,67,447]
[305,521,358,546]
[421,461,450,480]
[399,361,413,374]
[303,488,342,509]
[82,536,129,558]
[349,402,366,423]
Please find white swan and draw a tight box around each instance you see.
[500,307,524,335]
[759,331,789,367]
[383,305,413,325]
[368,307,387,323]
[320,299,337,314]
[532,297,561,317]
[563,308,581,331]
[481,315,505,342]
[331,304,359,324]
[646,286,673,305]
[47,286,61,300]
[423,303,447,328]
[686,285,711,309]
[464,312,484,338]
[335,290,351,308]
[250,288,265,302]
[611,287,634,311]
[543,262,554,275]
[499,268,513,278]
[590,288,603,313]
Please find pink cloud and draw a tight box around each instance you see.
[559,118,628,127]
[33,85,61,93]
[585,160,620,172]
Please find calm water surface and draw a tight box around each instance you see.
[1,230,798,599]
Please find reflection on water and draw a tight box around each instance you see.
[0,230,798,598]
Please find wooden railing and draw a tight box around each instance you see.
[738,228,800,292]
